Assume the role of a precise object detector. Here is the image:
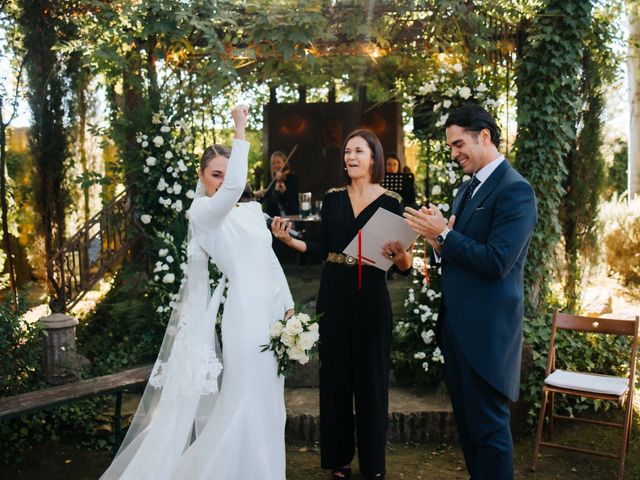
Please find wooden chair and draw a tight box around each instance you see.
[531,312,639,479]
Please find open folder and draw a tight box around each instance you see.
[343,207,418,272]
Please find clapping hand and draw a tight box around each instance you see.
[403,204,455,254]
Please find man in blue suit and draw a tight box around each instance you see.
[404,104,537,479]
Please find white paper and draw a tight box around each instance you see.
[343,207,418,271]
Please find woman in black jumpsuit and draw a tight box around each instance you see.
[272,129,413,479]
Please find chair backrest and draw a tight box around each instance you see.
[546,311,640,380]
[555,312,638,336]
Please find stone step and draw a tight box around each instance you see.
[284,387,456,444]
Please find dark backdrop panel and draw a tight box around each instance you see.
[264,101,403,199]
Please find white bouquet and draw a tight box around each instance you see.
[261,312,320,377]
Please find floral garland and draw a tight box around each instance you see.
[393,65,499,387]
[133,113,222,321]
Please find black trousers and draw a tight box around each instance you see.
[440,318,514,480]
[317,266,392,476]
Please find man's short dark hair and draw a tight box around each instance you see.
[444,104,501,149]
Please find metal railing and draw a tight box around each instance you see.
[47,191,143,313]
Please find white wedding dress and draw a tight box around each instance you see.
[100,139,293,480]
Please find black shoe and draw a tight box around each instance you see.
[331,466,352,479]
[366,471,385,480]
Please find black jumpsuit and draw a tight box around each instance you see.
[307,187,408,476]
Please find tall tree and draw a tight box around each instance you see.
[628,0,640,198]
[560,8,620,311]
[19,0,70,284]
[0,1,24,308]
[515,0,593,317]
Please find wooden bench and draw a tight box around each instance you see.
[0,364,152,453]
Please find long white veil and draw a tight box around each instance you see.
[100,179,225,480]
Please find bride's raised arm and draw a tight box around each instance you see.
[189,105,250,230]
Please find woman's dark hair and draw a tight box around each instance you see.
[385,151,402,168]
[444,104,501,149]
[342,128,385,184]
[199,144,231,171]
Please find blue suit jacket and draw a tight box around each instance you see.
[439,160,537,401]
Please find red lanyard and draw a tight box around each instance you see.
[358,229,363,290]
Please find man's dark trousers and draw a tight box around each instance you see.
[440,317,513,480]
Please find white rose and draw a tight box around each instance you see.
[477,83,488,92]
[287,346,308,364]
[270,321,284,338]
[308,322,319,334]
[186,190,195,199]
[165,150,173,159]
[443,99,452,109]
[143,166,149,173]
[146,156,157,166]
[414,351,426,360]
[433,103,441,112]
[281,332,296,347]
[162,273,175,284]
[159,248,168,257]
[160,125,170,133]
[284,317,304,335]
[157,177,168,191]
[459,86,472,99]
[297,331,316,350]
[442,204,450,212]
[452,63,463,72]
[173,200,183,212]
[431,185,441,195]
[177,160,187,172]
[152,135,164,147]
[166,255,174,263]
[297,313,311,324]
[421,329,435,345]
[422,362,429,372]
[173,183,182,194]
[156,306,164,313]
[140,214,152,224]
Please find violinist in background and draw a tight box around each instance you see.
[256,150,300,217]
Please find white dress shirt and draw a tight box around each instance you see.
[471,155,505,197]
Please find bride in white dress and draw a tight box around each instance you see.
[100,105,294,480]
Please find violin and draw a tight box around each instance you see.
[273,165,291,193]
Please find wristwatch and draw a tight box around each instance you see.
[436,227,451,246]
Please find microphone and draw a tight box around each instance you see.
[263,213,304,240]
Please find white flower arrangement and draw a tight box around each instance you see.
[261,312,320,377]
